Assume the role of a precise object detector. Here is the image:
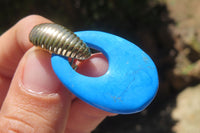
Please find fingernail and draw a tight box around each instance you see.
[23,49,61,94]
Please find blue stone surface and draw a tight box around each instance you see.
[51,31,159,114]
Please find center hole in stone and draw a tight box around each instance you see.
[75,48,108,77]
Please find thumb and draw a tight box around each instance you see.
[0,48,71,133]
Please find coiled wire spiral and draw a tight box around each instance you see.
[29,23,91,60]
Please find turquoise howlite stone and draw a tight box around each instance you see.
[51,31,159,114]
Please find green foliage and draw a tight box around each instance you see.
[190,37,200,53]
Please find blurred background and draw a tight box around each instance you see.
[0,0,200,132]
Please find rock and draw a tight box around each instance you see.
[172,84,200,133]
[166,0,200,53]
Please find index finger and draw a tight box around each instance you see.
[0,15,52,78]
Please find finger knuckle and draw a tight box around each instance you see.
[0,115,34,133]
[0,108,56,133]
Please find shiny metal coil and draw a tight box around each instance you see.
[29,23,91,60]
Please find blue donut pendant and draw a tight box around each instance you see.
[51,31,159,114]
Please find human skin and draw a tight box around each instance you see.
[0,15,116,133]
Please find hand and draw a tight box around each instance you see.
[0,15,115,133]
